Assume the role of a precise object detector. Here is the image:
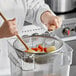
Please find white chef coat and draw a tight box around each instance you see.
[0,0,54,75]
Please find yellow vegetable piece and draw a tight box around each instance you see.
[27,49,35,53]
[47,46,56,52]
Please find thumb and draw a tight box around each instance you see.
[12,18,16,22]
[9,18,16,22]
[11,18,16,25]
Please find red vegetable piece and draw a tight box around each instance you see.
[32,48,38,51]
[34,48,38,51]
[31,48,35,50]
[44,48,47,52]
[37,48,42,52]
[38,45,43,51]
[24,50,28,52]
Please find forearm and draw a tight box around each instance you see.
[25,0,57,30]
[25,0,52,24]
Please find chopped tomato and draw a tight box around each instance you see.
[38,45,43,51]
[32,48,38,51]
[37,48,42,52]
[44,48,47,53]
[24,50,28,52]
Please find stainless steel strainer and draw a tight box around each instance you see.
[13,35,63,64]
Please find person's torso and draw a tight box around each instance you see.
[0,0,26,30]
[0,0,27,75]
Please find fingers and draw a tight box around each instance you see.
[48,25,56,31]
[48,16,62,31]
[6,18,18,36]
[53,18,59,28]
[53,16,62,28]
[9,26,18,35]
[57,16,62,28]
[8,18,16,25]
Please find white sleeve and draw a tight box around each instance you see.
[25,0,55,30]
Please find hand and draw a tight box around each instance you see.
[0,18,18,38]
[41,11,62,31]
